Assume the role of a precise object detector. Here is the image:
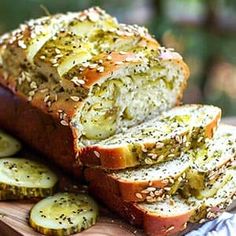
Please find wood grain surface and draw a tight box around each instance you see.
[0,118,235,236]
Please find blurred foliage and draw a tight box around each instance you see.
[0,0,235,116]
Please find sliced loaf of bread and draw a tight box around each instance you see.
[88,168,236,236]
[81,104,221,169]
[85,124,236,202]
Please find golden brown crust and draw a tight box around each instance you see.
[79,51,150,87]
[0,84,82,178]
[85,167,171,202]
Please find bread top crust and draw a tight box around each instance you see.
[0,49,188,121]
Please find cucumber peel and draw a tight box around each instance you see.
[29,193,99,236]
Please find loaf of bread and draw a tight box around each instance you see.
[1,7,233,236]
[0,7,189,177]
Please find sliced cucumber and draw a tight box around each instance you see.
[0,130,21,157]
[29,193,99,236]
[0,158,58,197]
[0,189,23,200]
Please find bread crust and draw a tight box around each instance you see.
[85,167,175,202]
[0,84,82,178]
[88,180,194,236]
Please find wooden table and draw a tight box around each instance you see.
[0,118,236,236]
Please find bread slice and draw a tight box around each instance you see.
[85,124,236,202]
[85,156,190,202]
[81,104,221,169]
[182,124,236,198]
[87,168,236,236]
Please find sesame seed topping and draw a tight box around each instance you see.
[55,48,61,54]
[166,226,175,233]
[71,77,85,86]
[156,142,164,148]
[119,51,126,55]
[94,151,100,158]
[18,40,27,49]
[40,55,46,60]
[70,96,80,102]
[60,120,69,126]
[97,66,104,73]
[88,12,100,22]
[107,55,112,60]
[115,61,123,65]
[135,193,142,199]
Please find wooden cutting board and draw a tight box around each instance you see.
[1,118,236,236]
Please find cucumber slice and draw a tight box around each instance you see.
[0,189,22,200]
[0,130,21,157]
[29,193,99,236]
[0,158,58,197]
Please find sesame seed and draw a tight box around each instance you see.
[166,226,175,233]
[154,189,163,196]
[168,154,175,158]
[39,88,49,93]
[156,142,164,148]
[142,146,147,152]
[146,187,156,192]
[88,12,99,22]
[146,196,155,202]
[55,48,61,54]
[40,55,46,60]
[125,57,135,62]
[28,91,35,97]
[107,55,112,60]
[44,95,50,103]
[94,151,100,158]
[164,187,171,191]
[71,77,85,86]
[89,63,98,69]
[135,193,142,199]
[115,61,123,65]
[97,66,104,73]
[30,81,37,89]
[119,51,126,55]
[18,40,27,49]
[50,58,58,64]
[61,120,69,126]
[144,158,153,165]
[70,96,80,102]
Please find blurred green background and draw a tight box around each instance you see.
[0,0,235,116]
